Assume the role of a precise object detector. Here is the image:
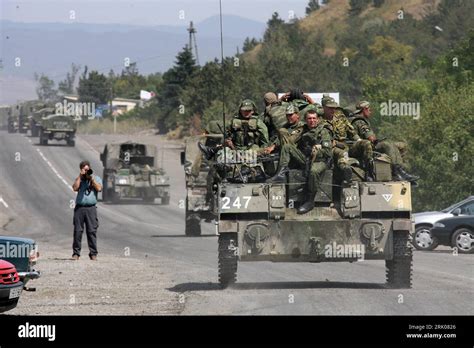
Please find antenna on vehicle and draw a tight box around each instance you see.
[219,0,227,175]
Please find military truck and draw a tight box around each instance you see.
[0,106,12,131]
[100,142,170,204]
[38,114,76,146]
[212,147,413,289]
[30,107,55,137]
[17,100,39,134]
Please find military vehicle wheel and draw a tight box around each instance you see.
[67,139,75,147]
[218,233,238,288]
[39,130,47,145]
[386,231,413,289]
[185,213,201,236]
[143,197,155,203]
[161,196,170,205]
[31,126,39,137]
[451,228,474,254]
[412,225,439,251]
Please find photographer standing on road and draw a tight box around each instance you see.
[71,160,102,261]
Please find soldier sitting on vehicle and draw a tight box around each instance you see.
[199,99,269,159]
[262,92,290,144]
[350,101,419,183]
[263,104,305,155]
[268,108,333,214]
[322,96,373,183]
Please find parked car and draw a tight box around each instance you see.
[430,216,474,254]
[412,196,474,250]
[0,259,23,313]
[0,236,40,287]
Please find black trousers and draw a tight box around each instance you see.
[73,205,99,257]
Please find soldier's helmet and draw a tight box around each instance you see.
[285,104,299,115]
[355,100,370,112]
[321,96,339,108]
[263,92,278,105]
[239,99,257,112]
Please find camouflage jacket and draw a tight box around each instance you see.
[273,120,305,147]
[229,115,269,150]
[297,123,333,162]
[324,109,360,142]
[264,101,289,142]
[350,114,376,140]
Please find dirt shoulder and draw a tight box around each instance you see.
[7,243,184,315]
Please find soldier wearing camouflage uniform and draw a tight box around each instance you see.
[268,108,333,214]
[263,92,290,146]
[263,104,305,154]
[351,101,418,182]
[322,96,374,182]
[226,99,269,151]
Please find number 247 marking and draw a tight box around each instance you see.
[221,196,251,210]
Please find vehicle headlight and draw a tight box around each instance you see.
[117,176,129,185]
[434,222,445,228]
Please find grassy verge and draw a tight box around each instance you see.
[77,118,155,134]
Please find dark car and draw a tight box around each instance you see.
[430,216,474,254]
[0,236,40,287]
[0,259,23,313]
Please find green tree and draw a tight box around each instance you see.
[305,0,320,15]
[58,63,80,95]
[35,73,57,102]
[77,67,109,104]
[243,37,259,52]
[156,46,197,132]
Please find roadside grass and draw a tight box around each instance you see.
[77,118,154,134]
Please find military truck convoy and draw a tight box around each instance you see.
[101,142,170,204]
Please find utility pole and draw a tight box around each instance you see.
[187,21,200,65]
[109,84,115,134]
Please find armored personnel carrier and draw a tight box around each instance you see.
[101,142,170,204]
[38,114,76,146]
[212,148,413,289]
[180,121,224,236]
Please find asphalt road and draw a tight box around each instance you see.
[0,131,473,315]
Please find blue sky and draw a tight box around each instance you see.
[1,0,309,25]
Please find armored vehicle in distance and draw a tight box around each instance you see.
[101,142,170,204]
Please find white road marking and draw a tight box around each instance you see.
[36,148,73,191]
[0,197,9,208]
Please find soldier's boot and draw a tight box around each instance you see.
[198,142,220,160]
[364,159,375,182]
[392,164,419,182]
[297,192,316,215]
[342,167,352,185]
[267,166,289,183]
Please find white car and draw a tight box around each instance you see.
[412,196,474,250]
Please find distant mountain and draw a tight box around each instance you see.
[0,15,266,103]
[0,15,265,77]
